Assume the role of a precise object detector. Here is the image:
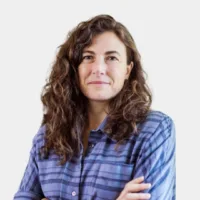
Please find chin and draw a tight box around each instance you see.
[89,97,110,101]
[83,91,117,101]
[87,93,116,102]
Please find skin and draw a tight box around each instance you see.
[116,176,151,200]
[78,31,133,152]
[78,31,133,106]
[42,32,151,199]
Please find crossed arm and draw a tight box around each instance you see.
[14,117,175,200]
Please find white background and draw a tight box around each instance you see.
[0,0,199,199]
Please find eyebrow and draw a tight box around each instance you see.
[83,50,121,56]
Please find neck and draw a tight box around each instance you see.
[87,100,108,131]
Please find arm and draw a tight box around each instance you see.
[14,135,44,199]
[133,116,176,200]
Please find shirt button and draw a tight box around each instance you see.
[72,191,76,196]
[90,144,95,148]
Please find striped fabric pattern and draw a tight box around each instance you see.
[14,110,176,200]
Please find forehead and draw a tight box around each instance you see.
[84,32,126,54]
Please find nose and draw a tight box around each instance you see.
[91,57,106,76]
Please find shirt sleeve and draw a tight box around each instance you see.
[133,116,176,200]
[13,134,45,200]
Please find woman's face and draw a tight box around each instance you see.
[78,31,133,103]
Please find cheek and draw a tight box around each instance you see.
[110,73,126,93]
[109,68,126,83]
[78,64,92,79]
[109,64,126,75]
[78,68,86,83]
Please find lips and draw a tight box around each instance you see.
[88,81,110,84]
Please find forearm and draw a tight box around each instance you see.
[13,191,44,200]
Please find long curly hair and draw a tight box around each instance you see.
[40,14,152,165]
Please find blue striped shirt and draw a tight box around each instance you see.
[14,110,176,200]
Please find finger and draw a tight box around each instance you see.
[117,183,151,199]
[125,183,151,193]
[131,176,145,184]
[116,177,151,200]
[41,199,48,200]
[126,192,151,199]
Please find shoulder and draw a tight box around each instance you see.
[137,110,175,144]
[30,125,46,155]
[139,110,175,131]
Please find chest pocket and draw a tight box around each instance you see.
[90,162,134,200]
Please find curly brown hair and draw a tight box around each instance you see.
[40,14,152,165]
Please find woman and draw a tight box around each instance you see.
[14,14,176,200]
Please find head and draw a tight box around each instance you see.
[78,31,133,104]
[40,15,152,164]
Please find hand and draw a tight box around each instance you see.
[41,199,48,200]
[116,176,151,200]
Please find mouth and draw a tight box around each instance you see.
[88,81,110,85]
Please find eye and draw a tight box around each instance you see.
[82,55,93,60]
[107,56,118,61]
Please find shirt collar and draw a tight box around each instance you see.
[95,115,108,131]
[90,115,117,142]
[92,116,141,142]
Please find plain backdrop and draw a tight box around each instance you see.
[0,0,199,199]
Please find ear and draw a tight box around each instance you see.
[125,61,134,79]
